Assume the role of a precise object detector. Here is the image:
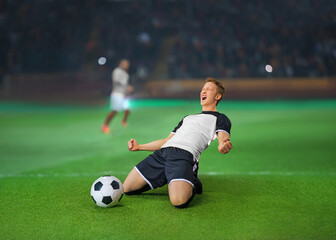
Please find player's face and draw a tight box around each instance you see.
[120,60,130,71]
[200,82,220,106]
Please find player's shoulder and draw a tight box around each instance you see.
[217,112,230,120]
[201,111,230,121]
[208,111,231,126]
[113,67,122,74]
[113,67,127,74]
[217,112,231,124]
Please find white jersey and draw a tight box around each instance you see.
[161,111,231,162]
[111,67,129,97]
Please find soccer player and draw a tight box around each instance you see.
[101,59,133,134]
[123,77,233,208]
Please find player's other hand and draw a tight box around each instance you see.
[218,138,233,154]
[128,138,139,151]
[126,85,134,95]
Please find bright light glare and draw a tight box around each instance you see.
[98,57,107,65]
[265,64,273,73]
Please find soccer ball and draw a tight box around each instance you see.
[90,175,124,207]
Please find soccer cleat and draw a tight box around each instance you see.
[101,125,110,134]
[194,178,203,194]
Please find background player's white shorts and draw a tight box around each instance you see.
[110,94,129,111]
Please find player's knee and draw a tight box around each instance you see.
[170,195,185,206]
[174,201,191,209]
[170,194,193,208]
[171,196,194,209]
[170,188,196,208]
[123,183,132,195]
[123,183,137,195]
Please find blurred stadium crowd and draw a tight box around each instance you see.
[1,0,336,81]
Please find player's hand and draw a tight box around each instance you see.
[218,138,232,154]
[126,85,134,95]
[128,138,139,151]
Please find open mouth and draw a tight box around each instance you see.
[202,95,207,101]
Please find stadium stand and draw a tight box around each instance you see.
[1,0,336,80]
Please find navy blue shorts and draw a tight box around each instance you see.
[135,147,199,189]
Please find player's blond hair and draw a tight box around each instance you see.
[205,77,225,105]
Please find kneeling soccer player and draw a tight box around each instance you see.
[123,77,233,208]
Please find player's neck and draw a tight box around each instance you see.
[202,105,217,112]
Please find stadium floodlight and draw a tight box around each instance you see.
[265,64,273,73]
[98,57,107,65]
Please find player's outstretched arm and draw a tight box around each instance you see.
[126,85,134,95]
[217,131,233,154]
[128,133,174,152]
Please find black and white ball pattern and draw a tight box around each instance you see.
[90,175,124,207]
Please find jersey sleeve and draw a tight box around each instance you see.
[171,118,184,133]
[216,114,231,135]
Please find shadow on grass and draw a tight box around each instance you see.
[92,175,273,209]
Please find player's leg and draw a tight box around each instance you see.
[168,180,195,208]
[165,148,198,208]
[104,110,117,126]
[124,150,167,195]
[101,110,117,134]
[121,98,130,127]
[101,94,120,134]
[121,109,130,127]
[123,168,150,195]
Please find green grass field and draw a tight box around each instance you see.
[1,99,336,240]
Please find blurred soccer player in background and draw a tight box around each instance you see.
[101,59,133,134]
[123,77,233,208]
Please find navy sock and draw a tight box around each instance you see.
[125,184,151,195]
